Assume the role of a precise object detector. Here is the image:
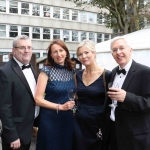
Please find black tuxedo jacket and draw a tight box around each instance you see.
[0,58,36,145]
[110,60,150,150]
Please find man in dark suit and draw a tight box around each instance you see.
[0,35,39,150]
[107,36,150,150]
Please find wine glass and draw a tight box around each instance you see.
[68,89,77,114]
[108,82,119,108]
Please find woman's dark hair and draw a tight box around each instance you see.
[45,39,75,70]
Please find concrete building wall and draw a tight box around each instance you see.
[0,0,113,57]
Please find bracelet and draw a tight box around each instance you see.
[57,104,59,114]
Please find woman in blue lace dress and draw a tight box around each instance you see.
[34,39,76,150]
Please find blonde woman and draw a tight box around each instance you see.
[73,40,111,150]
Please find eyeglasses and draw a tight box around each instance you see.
[112,46,126,53]
[14,46,33,50]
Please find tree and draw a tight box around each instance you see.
[66,0,150,34]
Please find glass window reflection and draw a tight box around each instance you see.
[88,12,95,23]
[21,3,29,15]
[53,29,60,39]
[32,27,40,39]
[63,8,69,20]
[63,30,69,41]
[21,26,29,36]
[89,32,95,42]
[97,33,102,43]
[72,31,78,41]
[43,5,50,17]
[43,28,50,39]
[32,4,40,16]
[53,7,60,18]
[10,26,18,37]
[81,31,87,41]
[0,0,6,12]
[9,1,18,14]
[80,11,87,22]
[0,25,6,37]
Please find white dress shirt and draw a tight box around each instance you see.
[110,59,132,121]
[13,57,39,118]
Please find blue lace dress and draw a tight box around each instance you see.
[36,63,75,150]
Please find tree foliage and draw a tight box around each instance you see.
[66,0,150,34]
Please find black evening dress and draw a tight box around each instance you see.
[73,70,110,150]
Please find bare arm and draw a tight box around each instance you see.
[34,72,75,111]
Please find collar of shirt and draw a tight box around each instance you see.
[114,59,133,88]
[118,59,132,74]
[13,57,30,69]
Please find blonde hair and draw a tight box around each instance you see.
[76,40,96,56]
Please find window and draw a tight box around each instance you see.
[63,30,69,41]
[88,12,95,23]
[43,28,50,39]
[81,31,87,41]
[53,7,60,18]
[104,14,109,23]
[32,27,40,39]
[21,26,29,36]
[0,0,6,12]
[9,1,18,14]
[104,34,109,41]
[0,25,6,37]
[80,11,87,22]
[72,31,78,41]
[97,33,102,43]
[43,5,50,17]
[32,4,40,16]
[0,52,9,55]
[63,8,69,20]
[82,0,92,2]
[21,3,29,15]
[9,26,18,37]
[72,10,78,21]
[97,14,103,24]
[34,53,40,58]
[43,53,47,57]
[89,32,95,42]
[53,29,60,39]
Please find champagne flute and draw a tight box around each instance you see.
[68,89,77,114]
[108,82,119,107]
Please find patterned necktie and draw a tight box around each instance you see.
[116,68,126,75]
[22,64,31,70]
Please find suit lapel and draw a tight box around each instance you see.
[121,60,136,90]
[11,58,34,98]
[31,66,37,82]
[111,66,119,82]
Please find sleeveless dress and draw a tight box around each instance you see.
[36,63,75,150]
[73,70,111,150]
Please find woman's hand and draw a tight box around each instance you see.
[59,101,75,111]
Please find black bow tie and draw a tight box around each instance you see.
[22,64,31,70]
[116,69,126,75]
